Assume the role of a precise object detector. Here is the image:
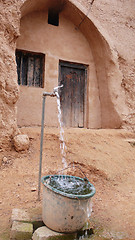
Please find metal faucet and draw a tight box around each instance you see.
[43,85,63,97]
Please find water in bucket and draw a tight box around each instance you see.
[47,175,93,195]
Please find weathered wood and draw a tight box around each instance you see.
[59,61,87,128]
[21,53,28,86]
[79,71,85,128]
[34,57,41,87]
[27,56,34,86]
[16,51,21,85]
[16,50,45,88]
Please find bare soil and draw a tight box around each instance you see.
[0,127,135,240]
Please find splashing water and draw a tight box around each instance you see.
[48,175,93,195]
[55,89,67,169]
[52,87,95,240]
[74,200,93,239]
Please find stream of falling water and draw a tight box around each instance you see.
[55,89,67,169]
[75,200,93,240]
[54,87,94,239]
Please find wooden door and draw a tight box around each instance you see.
[59,61,87,127]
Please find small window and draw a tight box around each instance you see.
[15,50,45,88]
[48,8,59,26]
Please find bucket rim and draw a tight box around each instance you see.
[41,175,96,199]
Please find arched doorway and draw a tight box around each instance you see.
[16,0,124,128]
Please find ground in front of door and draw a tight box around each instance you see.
[0,127,135,239]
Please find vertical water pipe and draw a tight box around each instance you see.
[38,91,56,200]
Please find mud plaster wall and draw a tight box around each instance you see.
[17,0,128,129]
[78,0,135,130]
[0,0,135,149]
[0,0,21,149]
[16,11,101,128]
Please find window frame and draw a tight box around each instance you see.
[16,49,45,88]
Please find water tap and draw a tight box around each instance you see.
[43,85,63,97]
[53,85,63,93]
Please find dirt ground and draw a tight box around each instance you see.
[0,127,135,240]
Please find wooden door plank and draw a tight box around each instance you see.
[71,69,75,127]
[60,67,72,127]
[72,70,79,127]
[65,69,72,127]
[78,71,85,128]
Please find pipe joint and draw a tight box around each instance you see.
[43,92,56,97]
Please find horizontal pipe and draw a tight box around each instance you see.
[43,92,56,97]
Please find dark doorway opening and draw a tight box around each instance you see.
[59,61,87,127]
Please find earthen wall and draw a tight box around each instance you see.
[0,0,134,149]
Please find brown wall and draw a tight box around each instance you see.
[16,11,101,128]
[0,0,21,149]
[76,0,135,130]
[17,0,128,129]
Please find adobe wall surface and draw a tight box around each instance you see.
[78,0,135,130]
[0,0,21,149]
[16,11,100,128]
[0,0,134,149]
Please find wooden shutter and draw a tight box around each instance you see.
[16,50,45,88]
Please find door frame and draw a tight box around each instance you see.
[59,60,88,128]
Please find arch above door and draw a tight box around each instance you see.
[17,0,126,128]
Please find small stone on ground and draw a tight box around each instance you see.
[32,226,76,240]
[11,209,30,224]
[13,134,29,151]
[10,221,33,240]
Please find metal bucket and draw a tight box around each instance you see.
[41,175,96,233]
